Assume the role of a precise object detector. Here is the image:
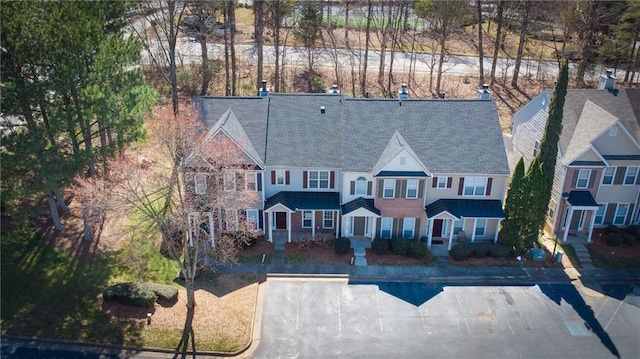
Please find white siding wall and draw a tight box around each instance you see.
[342,172,375,203]
[264,168,342,198]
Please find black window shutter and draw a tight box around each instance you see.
[350,181,355,195]
[367,181,372,196]
[257,173,262,191]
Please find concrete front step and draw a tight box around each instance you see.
[354,255,367,266]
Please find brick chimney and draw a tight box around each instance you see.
[258,80,269,96]
[477,84,490,100]
[597,70,616,91]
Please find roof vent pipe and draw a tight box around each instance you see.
[320,106,326,114]
[398,83,409,100]
[477,84,491,100]
[440,92,446,99]
[329,85,340,94]
[258,80,269,96]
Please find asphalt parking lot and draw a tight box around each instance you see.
[251,279,640,359]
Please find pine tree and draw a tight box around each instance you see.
[520,158,548,250]
[499,158,525,253]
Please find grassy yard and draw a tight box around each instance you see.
[1,223,256,352]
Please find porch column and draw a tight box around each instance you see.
[471,218,478,242]
[311,210,315,238]
[335,211,340,238]
[587,209,597,243]
[494,219,501,243]
[371,217,377,241]
[562,208,574,242]
[268,211,273,242]
[448,219,454,250]
[208,213,215,247]
[427,218,434,249]
[287,211,292,243]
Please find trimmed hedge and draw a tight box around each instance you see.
[334,237,351,255]
[607,225,620,233]
[450,242,510,261]
[390,238,409,256]
[371,238,389,255]
[607,232,624,247]
[140,283,179,302]
[407,240,429,259]
[623,234,636,247]
[487,243,511,258]
[103,282,158,308]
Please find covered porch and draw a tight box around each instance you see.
[558,191,599,243]
[425,199,505,250]
[341,197,381,240]
[264,191,341,242]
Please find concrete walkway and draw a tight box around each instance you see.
[350,239,370,266]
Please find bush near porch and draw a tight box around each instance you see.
[448,242,563,267]
[285,238,353,265]
[587,227,640,268]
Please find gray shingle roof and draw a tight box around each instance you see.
[196,95,509,175]
[265,94,343,167]
[342,99,510,174]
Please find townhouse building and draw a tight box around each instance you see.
[507,72,640,243]
[186,83,510,251]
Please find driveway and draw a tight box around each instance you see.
[250,279,640,359]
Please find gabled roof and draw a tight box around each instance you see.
[341,197,381,216]
[554,88,640,154]
[264,191,341,211]
[562,100,615,164]
[342,99,510,175]
[203,109,265,167]
[425,199,505,219]
[371,131,430,176]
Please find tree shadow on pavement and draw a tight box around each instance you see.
[539,284,620,358]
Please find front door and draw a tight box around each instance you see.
[432,219,443,237]
[570,210,582,230]
[275,212,287,230]
[353,217,365,236]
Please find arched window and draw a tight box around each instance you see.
[356,176,367,195]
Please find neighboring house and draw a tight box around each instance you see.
[508,72,640,243]
[188,83,510,250]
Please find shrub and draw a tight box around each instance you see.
[607,232,624,247]
[474,243,489,258]
[450,243,475,261]
[140,283,179,302]
[607,224,620,233]
[407,240,429,259]
[626,225,639,236]
[390,238,409,256]
[334,237,351,255]
[623,234,636,246]
[235,231,258,249]
[487,243,511,258]
[103,282,158,308]
[371,238,389,255]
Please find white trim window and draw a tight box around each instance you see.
[309,171,329,189]
[356,176,367,195]
[624,166,638,185]
[323,211,334,229]
[195,174,207,195]
[224,171,236,191]
[402,218,415,238]
[576,169,591,189]
[453,219,463,234]
[463,177,487,196]
[601,167,616,185]
[595,204,607,225]
[614,203,629,225]
[276,170,286,185]
[406,179,419,199]
[380,218,392,238]
[246,172,257,191]
[383,179,396,198]
[246,209,259,231]
[533,140,540,157]
[302,210,313,228]
[225,209,238,231]
[188,213,199,246]
[475,218,487,236]
[436,176,447,189]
